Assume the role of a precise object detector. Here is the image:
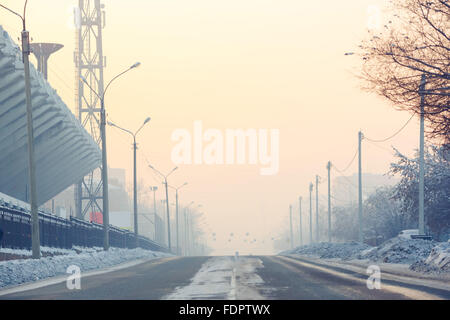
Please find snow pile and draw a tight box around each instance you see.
[283,242,372,260]
[358,236,437,264]
[410,241,450,274]
[0,246,96,258]
[0,247,171,288]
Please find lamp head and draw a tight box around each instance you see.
[144,117,151,124]
[131,62,141,69]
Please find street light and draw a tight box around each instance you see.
[185,202,201,256]
[184,201,195,256]
[80,62,141,250]
[108,117,151,247]
[150,186,158,241]
[149,164,178,251]
[168,182,188,255]
[1,1,40,259]
[189,207,204,256]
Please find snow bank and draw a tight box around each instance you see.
[0,247,171,288]
[358,236,437,264]
[281,236,449,275]
[282,241,372,260]
[410,241,450,274]
[0,246,99,258]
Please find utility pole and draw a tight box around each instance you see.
[315,175,319,243]
[184,201,195,256]
[309,182,313,244]
[327,161,332,243]
[289,205,293,249]
[149,165,178,252]
[0,2,41,259]
[418,74,426,235]
[81,62,141,251]
[100,98,110,250]
[133,138,138,246]
[169,182,187,255]
[184,208,188,256]
[175,190,179,254]
[151,186,158,241]
[23,21,40,260]
[108,118,150,248]
[164,180,171,249]
[298,196,302,246]
[358,131,363,243]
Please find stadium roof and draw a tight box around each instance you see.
[0,26,101,205]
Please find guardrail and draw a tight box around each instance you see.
[0,204,168,253]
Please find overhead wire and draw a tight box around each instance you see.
[364,113,415,143]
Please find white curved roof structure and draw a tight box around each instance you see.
[0,26,101,206]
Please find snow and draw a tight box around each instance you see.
[164,256,266,300]
[282,236,449,275]
[410,241,450,274]
[358,236,437,264]
[0,246,100,258]
[282,241,372,260]
[0,247,171,289]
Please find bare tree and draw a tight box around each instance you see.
[360,0,449,144]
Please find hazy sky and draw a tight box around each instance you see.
[1,0,421,255]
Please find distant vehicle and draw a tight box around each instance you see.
[398,229,419,239]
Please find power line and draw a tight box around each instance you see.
[332,148,358,173]
[364,113,415,143]
[365,139,396,156]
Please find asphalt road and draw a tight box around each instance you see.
[1,255,449,300]
[0,256,209,300]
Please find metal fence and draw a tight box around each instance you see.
[0,204,168,253]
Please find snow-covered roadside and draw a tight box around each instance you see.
[281,241,371,260]
[0,246,101,258]
[281,237,450,275]
[281,255,450,294]
[164,256,267,300]
[410,242,450,274]
[0,247,172,289]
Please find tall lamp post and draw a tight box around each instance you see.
[150,186,158,241]
[184,201,195,256]
[168,182,188,255]
[108,117,151,247]
[81,62,141,250]
[149,165,178,251]
[1,1,40,259]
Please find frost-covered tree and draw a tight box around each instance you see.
[359,0,449,144]
[390,146,450,240]
[364,187,409,242]
[332,205,359,242]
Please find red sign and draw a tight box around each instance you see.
[90,211,103,224]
